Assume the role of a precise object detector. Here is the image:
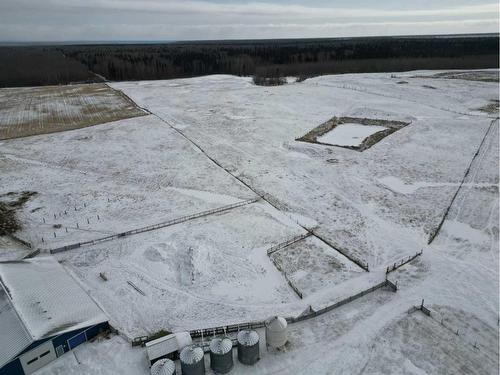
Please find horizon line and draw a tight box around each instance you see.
[1,31,498,47]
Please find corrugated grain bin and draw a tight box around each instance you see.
[265,316,288,348]
[237,330,260,365]
[180,345,205,375]
[209,337,234,374]
[151,358,176,375]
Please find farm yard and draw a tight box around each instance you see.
[0,83,145,140]
[0,70,498,375]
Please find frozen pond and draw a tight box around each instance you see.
[317,123,387,147]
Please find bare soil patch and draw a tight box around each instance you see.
[477,99,499,114]
[422,70,499,83]
[0,83,145,140]
[296,116,410,151]
[0,191,37,235]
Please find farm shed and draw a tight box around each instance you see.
[146,332,192,364]
[0,257,109,375]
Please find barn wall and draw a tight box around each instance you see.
[0,358,23,375]
[0,322,109,375]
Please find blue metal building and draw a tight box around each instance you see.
[0,258,109,375]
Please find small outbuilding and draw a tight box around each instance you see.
[146,332,192,364]
[0,257,109,375]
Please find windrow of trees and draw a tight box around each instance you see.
[62,35,499,83]
[0,35,498,87]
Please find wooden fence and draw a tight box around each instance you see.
[386,250,423,274]
[50,197,260,254]
[267,233,312,255]
[132,277,397,346]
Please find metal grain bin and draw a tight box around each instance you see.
[151,358,176,375]
[209,337,234,374]
[180,345,205,375]
[265,316,288,349]
[237,330,260,365]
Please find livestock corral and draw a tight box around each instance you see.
[0,70,498,375]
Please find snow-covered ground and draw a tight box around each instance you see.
[111,70,498,267]
[317,123,387,147]
[0,115,256,250]
[0,69,497,374]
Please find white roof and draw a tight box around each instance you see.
[237,330,259,346]
[0,290,33,367]
[266,316,287,331]
[150,358,176,375]
[146,332,192,361]
[180,345,204,364]
[0,257,108,341]
[209,337,232,355]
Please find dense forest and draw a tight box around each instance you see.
[0,34,498,87]
[0,47,97,87]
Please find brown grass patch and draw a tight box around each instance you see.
[0,83,146,140]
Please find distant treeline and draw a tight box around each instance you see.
[0,47,98,87]
[0,34,498,87]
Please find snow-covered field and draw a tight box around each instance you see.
[0,83,144,139]
[317,123,388,147]
[0,69,497,374]
[111,71,498,267]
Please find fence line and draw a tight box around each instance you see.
[289,279,393,323]
[269,254,303,299]
[412,299,485,351]
[267,233,312,255]
[386,249,423,274]
[49,197,260,254]
[428,117,498,244]
[131,277,396,345]
[265,233,310,299]
[311,232,370,272]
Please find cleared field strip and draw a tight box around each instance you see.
[0,83,145,139]
[49,197,260,254]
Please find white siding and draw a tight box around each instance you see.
[19,340,56,374]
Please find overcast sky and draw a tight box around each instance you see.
[0,0,498,42]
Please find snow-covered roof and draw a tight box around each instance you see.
[0,290,33,367]
[180,345,204,364]
[266,316,287,331]
[146,332,192,362]
[209,337,232,355]
[237,330,259,346]
[150,358,176,375]
[0,257,108,342]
